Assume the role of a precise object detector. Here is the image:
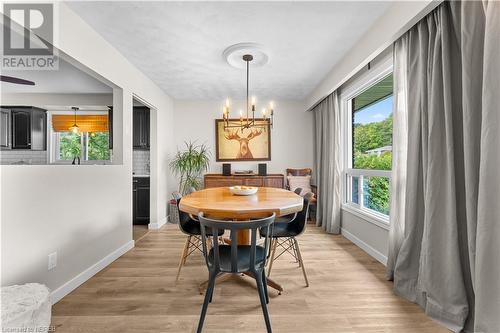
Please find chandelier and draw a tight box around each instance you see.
[222,54,274,131]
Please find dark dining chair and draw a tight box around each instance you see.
[196,213,276,333]
[175,196,224,282]
[260,192,314,287]
[273,187,302,224]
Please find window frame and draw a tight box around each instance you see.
[48,111,112,165]
[340,57,393,229]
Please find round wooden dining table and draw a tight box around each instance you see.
[179,186,304,293]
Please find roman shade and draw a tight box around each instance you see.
[353,74,393,112]
[52,115,109,133]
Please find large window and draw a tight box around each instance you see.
[344,72,393,222]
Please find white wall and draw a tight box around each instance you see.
[341,210,388,265]
[0,3,174,303]
[170,100,313,194]
[0,93,112,107]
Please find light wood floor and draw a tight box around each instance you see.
[52,224,449,333]
[133,225,149,242]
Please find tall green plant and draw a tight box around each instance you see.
[169,142,210,195]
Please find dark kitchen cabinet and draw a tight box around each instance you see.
[133,177,150,224]
[1,106,46,150]
[12,110,31,149]
[133,107,150,149]
[108,107,113,149]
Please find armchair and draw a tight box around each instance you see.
[286,168,317,222]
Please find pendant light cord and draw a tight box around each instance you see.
[246,58,249,121]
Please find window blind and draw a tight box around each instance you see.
[52,115,109,132]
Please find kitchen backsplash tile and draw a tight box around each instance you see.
[0,150,48,165]
[133,150,150,175]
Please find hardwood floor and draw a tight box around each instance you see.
[133,225,149,242]
[52,224,448,333]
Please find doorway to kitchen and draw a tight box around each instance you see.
[132,97,151,242]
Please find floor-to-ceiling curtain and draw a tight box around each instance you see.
[312,92,341,234]
[386,36,409,280]
[387,1,500,332]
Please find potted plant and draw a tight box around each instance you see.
[169,141,211,195]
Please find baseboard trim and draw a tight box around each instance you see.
[50,240,134,304]
[341,228,387,266]
[148,216,167,230]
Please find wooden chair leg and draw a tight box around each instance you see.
[267,238,278,277]
[183,236,194,265]
[290,238,300,265]
[197,271,216,333]
[293,238,309,287]
[176,236,191,282]
[255,270,272,333]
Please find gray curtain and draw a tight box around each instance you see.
[386,36,409,280]
[312,92,341,234]
[387,1,500,332]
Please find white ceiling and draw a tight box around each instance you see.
[67,1,391,101]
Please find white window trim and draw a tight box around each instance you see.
[342,169,391,230]
[340,55,393,229]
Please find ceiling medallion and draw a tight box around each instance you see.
[221,43,274,131]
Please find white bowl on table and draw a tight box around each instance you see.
[229,186,258,196]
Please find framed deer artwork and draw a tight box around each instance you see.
[215,119,271,161]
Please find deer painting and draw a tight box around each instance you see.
[224,129,263,159]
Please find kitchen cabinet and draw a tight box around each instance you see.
[30,108,46,150]
[133,107,150,149]
[12,109,31,149]
[1,106,47,150]
[133,176,150,224]
[0,108,11,148]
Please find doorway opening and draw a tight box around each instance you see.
[132,97,151,241]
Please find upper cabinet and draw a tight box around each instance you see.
[133,107,150,150]
[0,109,11,148]
[12,109,31,149]
[1,106,47,151]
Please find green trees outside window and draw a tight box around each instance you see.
[352,95,393,216]
[88,132,110,160]
[59,133,81,160]
[59,132,110,161]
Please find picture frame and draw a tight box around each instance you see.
[215,119,271,162]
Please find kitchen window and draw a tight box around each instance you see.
[49,111,112,164]
[55,131,110,161]
[342,64,393,226]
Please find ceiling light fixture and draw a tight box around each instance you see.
[222,44,274,132]
[69,107,80,134]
